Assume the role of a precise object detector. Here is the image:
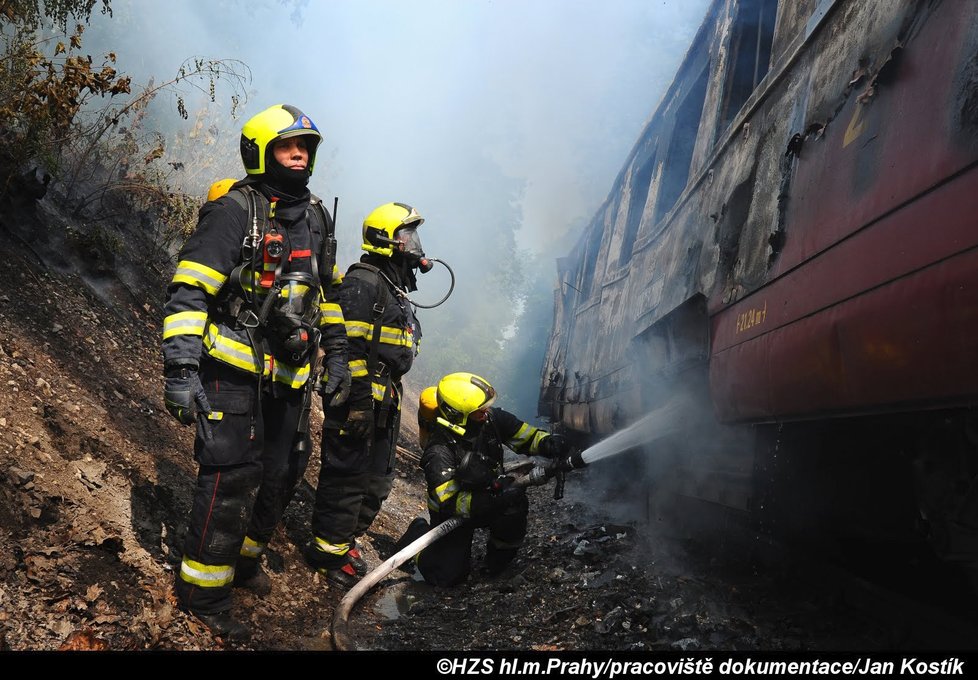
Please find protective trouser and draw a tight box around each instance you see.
[416,505,528,587]
[175,358,304,613]
[310,404,397,569]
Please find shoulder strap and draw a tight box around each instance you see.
[347,263,392,394]
[309,194,336,288]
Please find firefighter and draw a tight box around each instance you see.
[306,202,427,588]
[399,372,572,587]
[161,104,348,640]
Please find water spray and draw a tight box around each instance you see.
[578,393,695,465]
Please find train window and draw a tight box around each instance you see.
[652,66,708,226]
[617,149,657,267]
[715,0,778,141]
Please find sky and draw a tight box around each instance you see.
[88,0,711,261]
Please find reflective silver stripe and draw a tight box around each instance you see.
[162,311,207,339]
[239,536,265,559]
[314,536,350,556]
[179,557,234,587]
[509,423,539,449]
[203,323,262,373]
[202,322,309,389]
[456,491,473,517]
[434,480,458,503]
[171,260,227,296]
[319,302,343,325]
[345,321,413,347]
[345,320,371,338]
[371,381,386,401]
[348,359,368,378]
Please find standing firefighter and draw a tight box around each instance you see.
[399,372,572,587]
[161,104,348,640]
[307,202,428,588]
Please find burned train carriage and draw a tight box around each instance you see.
[541,0,978,566]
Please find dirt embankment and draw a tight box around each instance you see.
[0,192,894,653]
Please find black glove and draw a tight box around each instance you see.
[537,433,570,459]
[320,354,351,407]
[343,406,373,439]
[163,364,211,427]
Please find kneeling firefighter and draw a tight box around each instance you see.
[161,104,349,640]
[399,372,573,587]
[307,202,439,588]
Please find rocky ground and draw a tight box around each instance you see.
[0,191,907,653]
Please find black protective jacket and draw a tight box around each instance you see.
[162,181,345,391]
[422,408,551,525]
[337,254,421,413]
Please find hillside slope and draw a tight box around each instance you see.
[0,190,426,650]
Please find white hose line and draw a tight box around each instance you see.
[331,517,466,651]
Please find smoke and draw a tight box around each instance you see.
[79,0,710,411]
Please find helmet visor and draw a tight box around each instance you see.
[394,226,424,258]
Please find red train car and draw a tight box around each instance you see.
[540,0,978,564]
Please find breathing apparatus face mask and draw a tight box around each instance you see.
[266,272,321,361]
[393,226,433,273]
[455,448,495,490]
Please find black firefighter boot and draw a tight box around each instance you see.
[347,541,369,577]
[190,610,252,642]
[392,517,430,574]
[303,542,361,589]
[323,562,360,589]
[233,556,272,597]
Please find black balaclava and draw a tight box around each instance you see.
[260,133,317,207]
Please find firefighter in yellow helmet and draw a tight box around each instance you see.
[306,202,430,588]
[161,104,348,640]
[394,372,572,586]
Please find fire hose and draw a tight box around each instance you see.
[330,451,586,650]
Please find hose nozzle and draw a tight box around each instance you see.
[560,448,587,471]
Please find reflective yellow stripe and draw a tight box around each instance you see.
[456,491,473,517]
[319,302,343,325]
[313,536,350,556]
[205,411,224,421]
[509,423,541,450]
[378,325,413,347]
[162,310,208,339]
[331,265,343,284]
[434,480,458,503]
[528,430,548,454]
[345,320,371,338]
[344,321,413,347]
[203,323,262,373]
[239,536,264,559]
[371,381,386,402]
[348,359,367,378]
[202,322,309,389]
[171,260,227,296]
[179,557,234,588]
[271,361,309,389]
